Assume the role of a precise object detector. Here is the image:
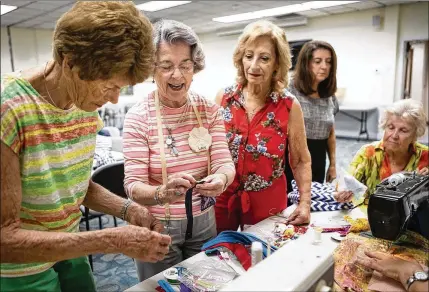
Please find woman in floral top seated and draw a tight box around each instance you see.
[345,99,428,205]
[215,20,312,232]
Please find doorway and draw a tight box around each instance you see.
[403,40,429,119]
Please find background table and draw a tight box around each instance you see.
[338,104,378,141]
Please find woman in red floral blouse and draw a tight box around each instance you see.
[215,20,312,232]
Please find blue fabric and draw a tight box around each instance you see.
[201,231,277,258]
[288,180,354,212]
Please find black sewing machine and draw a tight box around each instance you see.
[368,172,429,241]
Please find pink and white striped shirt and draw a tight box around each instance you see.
[123,91,234,219]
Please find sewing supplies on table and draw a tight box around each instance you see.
[163,267,181,285]
[331,232,347,242]
[157,279,175,292]
[251,241,263,267]
[312,226,323,244]
[271,223,309,247]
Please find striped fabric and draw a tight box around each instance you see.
[288,180,354,212]
[0,74,101,277]
[123,91,234,219]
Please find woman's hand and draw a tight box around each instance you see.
[326,165,337,183]
[356,251,425,290]
[158,173,196,204]
[113,225,171,263]
[417,167,428,176]
[195,174,226,197]
[286,202,311,225]
[334,191,353,203]
[125,203,165,233]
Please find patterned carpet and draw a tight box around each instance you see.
[79,137,373,292]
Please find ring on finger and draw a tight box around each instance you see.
[174,190,181,196]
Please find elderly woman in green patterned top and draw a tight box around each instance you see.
[336,99,428,204]
[1,2,170,292]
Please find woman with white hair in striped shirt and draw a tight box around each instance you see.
[122,19,235,281]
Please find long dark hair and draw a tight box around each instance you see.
[293,40,337,98]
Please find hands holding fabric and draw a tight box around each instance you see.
[113,202,171,263]
[112,225,171,263]
[334,190,354,203]
[356,251,427,291]
[196,173,227,197]
[158,173,197,204]
[156,172,226,204]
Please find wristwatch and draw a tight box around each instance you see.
[406,271,428,290]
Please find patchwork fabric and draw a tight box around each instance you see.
[288,180,354,212]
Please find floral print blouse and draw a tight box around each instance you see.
[349,140,428,204]
[217,83,295,224]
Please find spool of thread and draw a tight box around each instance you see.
[251,241,263,267]
[313,227,322,244]
[163,267,180,285]
[388,173,406,186]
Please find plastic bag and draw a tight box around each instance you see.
[178,258,238,292]
[332,168,367,205]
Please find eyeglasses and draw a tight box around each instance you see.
[155,61,195,75]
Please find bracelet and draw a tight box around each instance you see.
[154,185,163,205]
[120,199,133,221]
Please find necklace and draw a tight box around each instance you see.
[43,62,58,108]
[243,90,267,121]
[160,98,189,156]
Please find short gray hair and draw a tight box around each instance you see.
[379,99,428,138]
[153,19,205,73]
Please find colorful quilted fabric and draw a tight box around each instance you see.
[334,232,429,292]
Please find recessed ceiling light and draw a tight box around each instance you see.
[1,4,17,16]
[212,1,359,23]
[136,1,191,12]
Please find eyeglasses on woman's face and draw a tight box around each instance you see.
[155,60,195,75]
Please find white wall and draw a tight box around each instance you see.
[1,27,52,74]
[1,27,12,74]
[1,2,427,132]
[197,5,404,105]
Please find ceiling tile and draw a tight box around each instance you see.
[25,2,61,11]
[34,22,56,30]
[15,18,46,28]
[0,0,34,7]
[1,0,422,34]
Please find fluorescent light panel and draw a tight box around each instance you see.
[217,17,308,37]
[213,1,360,23]
[1,4,17,15]
[136,1,191,12]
